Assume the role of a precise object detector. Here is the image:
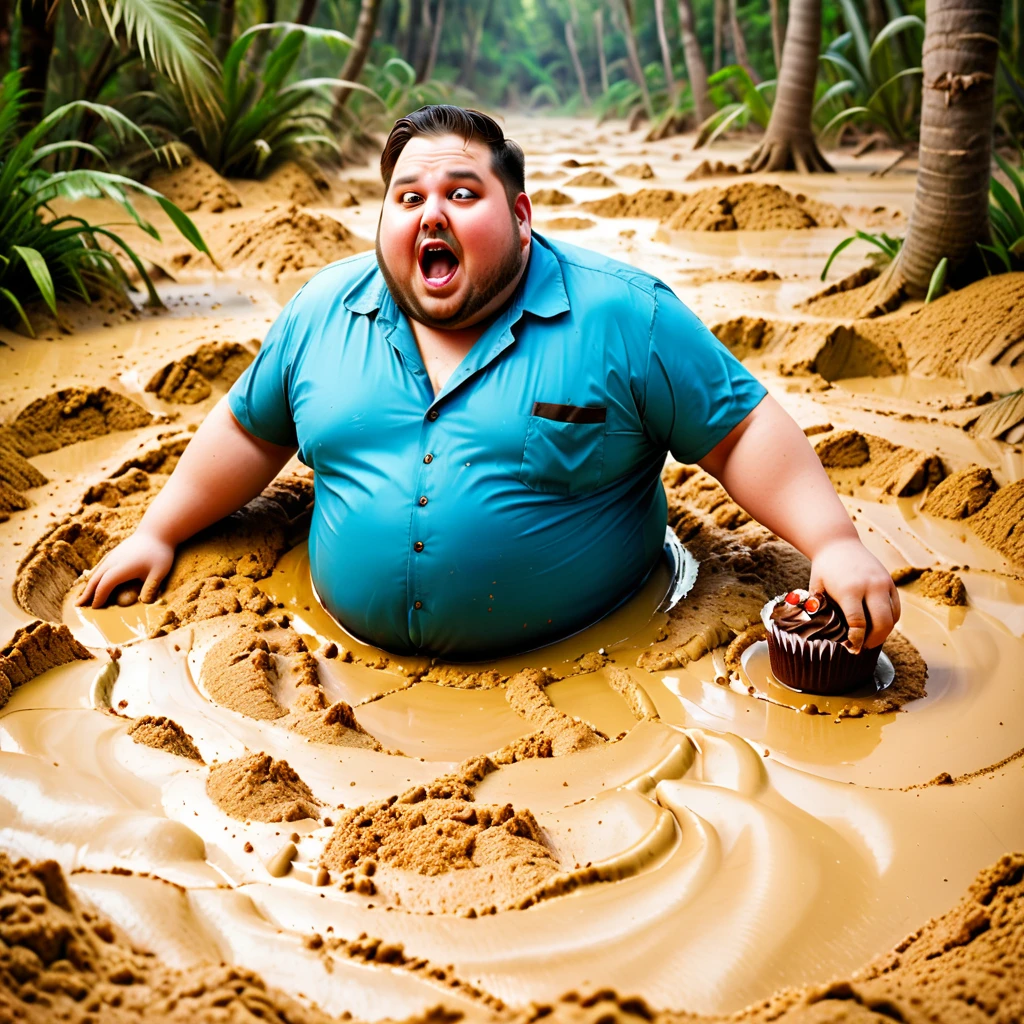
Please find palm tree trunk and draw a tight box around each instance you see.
[866,0,887,37]
[728,0,758,82]
[296,0,318,24]
[565,20,591,105]
[712,0,724,71]
[613,0,653,119]
[215,0,236,61]
[462,0,493,89]
[421,0,444,82]
[332,0,383,117]
[414,0,433,79]
[769,0,784,73]
[404,0,422,65]
[594,7,609,93]
[653,0,677,108]
[383,0,400,46]
[745,0,832,172]
[677,0,711,122]
[18,0,54,127]
[867,0,1003,305]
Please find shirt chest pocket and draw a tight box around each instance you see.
[518,402,606,496]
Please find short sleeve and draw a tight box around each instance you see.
[227,297,301,448]
[642,283,767,464]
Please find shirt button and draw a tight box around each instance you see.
[427,409,439,421]
[414,600,423,610]
[413,541,424,552]
[418,496,428,507]
[423,453,433,464]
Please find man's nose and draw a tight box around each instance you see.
[420,193,449,231]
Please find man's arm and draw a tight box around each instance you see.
[697,394,900,653]
[77,398,297,608]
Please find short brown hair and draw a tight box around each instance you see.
[380,105,526,204]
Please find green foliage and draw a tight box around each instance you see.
[979,152,1024,274]
[817,0,924,144]
[149,22,382,178]
[924,257,947,303]
[695,65,773,148]
[0,70,208,334]
[820,229,903,281]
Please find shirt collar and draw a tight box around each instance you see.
[342,230,569,321]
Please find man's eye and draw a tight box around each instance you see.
[400,192,422,204]
[450,187,477,200]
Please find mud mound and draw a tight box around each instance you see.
[217,204,371,282]
[128,715,204,761]
[208,752,321,823]
[615,162,655,179]
[685,159,741,180]
[710,315,906,379]
[200,624,382,749]
[503,667,606,755]
[921,465,998,519]
[0,443,46,521]
[146,158,241,213]
[969,389,1024,443]
[531,188,574,206]
[0,621,92,709]
[322,759,562,915]
[14,434,311,622]
[969,480,1024,570]
[690,268,781,284]
[543,217,596,230]
[338,177,384,201]
[891,566,968,606]
[664,183,844,231]
[259,161,327,205]
[145,341,255,404]
[561,158,604,168]
[530,169,568,180]
[0,387,152,458]
[0,853,341,1024]
[579,188,683,219]
[797,267,882,316]
[564,171,617,187]
[815,429,945,498]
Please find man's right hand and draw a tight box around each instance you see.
[76,530,176,608]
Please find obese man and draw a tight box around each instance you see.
[78,105,900,660]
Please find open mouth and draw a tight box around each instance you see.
[418,239,460,289]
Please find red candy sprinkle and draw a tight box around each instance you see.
[803,596,821,613]
[784,591,802,605]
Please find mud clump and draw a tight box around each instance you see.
[0,852,338,1024]
[0,442,46,521]
[146,158,241,213]
[216,204,370,282]
[815,429,945,498]
[256,161,327,206]
[920,466,999,520]
[0,621,92,709]
[579,188,683,220]
[0,387,152,458]
[564,171,617,187]
[207,752,321,823]
[685,159,742,180]
[128,715,204,761]
[145,341,254,404]
[502,667,605,756]
[321,757,562,915]
[544,217,596,230]
[891,566,968,607]
[969,480,1024,570]
[664,183,844,231]
[200,623,382,748]
[531,188,574,206]
[615,162,655,179]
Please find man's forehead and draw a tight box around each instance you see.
[391,135,495,179]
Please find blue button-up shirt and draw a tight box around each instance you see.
[228,233,766,659]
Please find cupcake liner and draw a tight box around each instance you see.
[761,595,882,696]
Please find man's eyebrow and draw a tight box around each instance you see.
[391,169,485,188]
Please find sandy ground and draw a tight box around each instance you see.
[0,117,1023,1023]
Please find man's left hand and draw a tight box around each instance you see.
[808,537,900,654]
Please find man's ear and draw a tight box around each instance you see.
[513,192,532,251]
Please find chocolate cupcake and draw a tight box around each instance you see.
[761,588,881,695]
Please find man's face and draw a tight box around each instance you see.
[376,134,532,330]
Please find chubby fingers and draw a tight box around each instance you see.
[863,581,896,649]
[830,588,869,655]
[139,551,173,604]
[75,555,109,607]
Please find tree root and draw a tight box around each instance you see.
[855,260,909,318]
[743,135,834,173]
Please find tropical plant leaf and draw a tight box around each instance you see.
[925,257,947,303]
[11,246,58,314]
